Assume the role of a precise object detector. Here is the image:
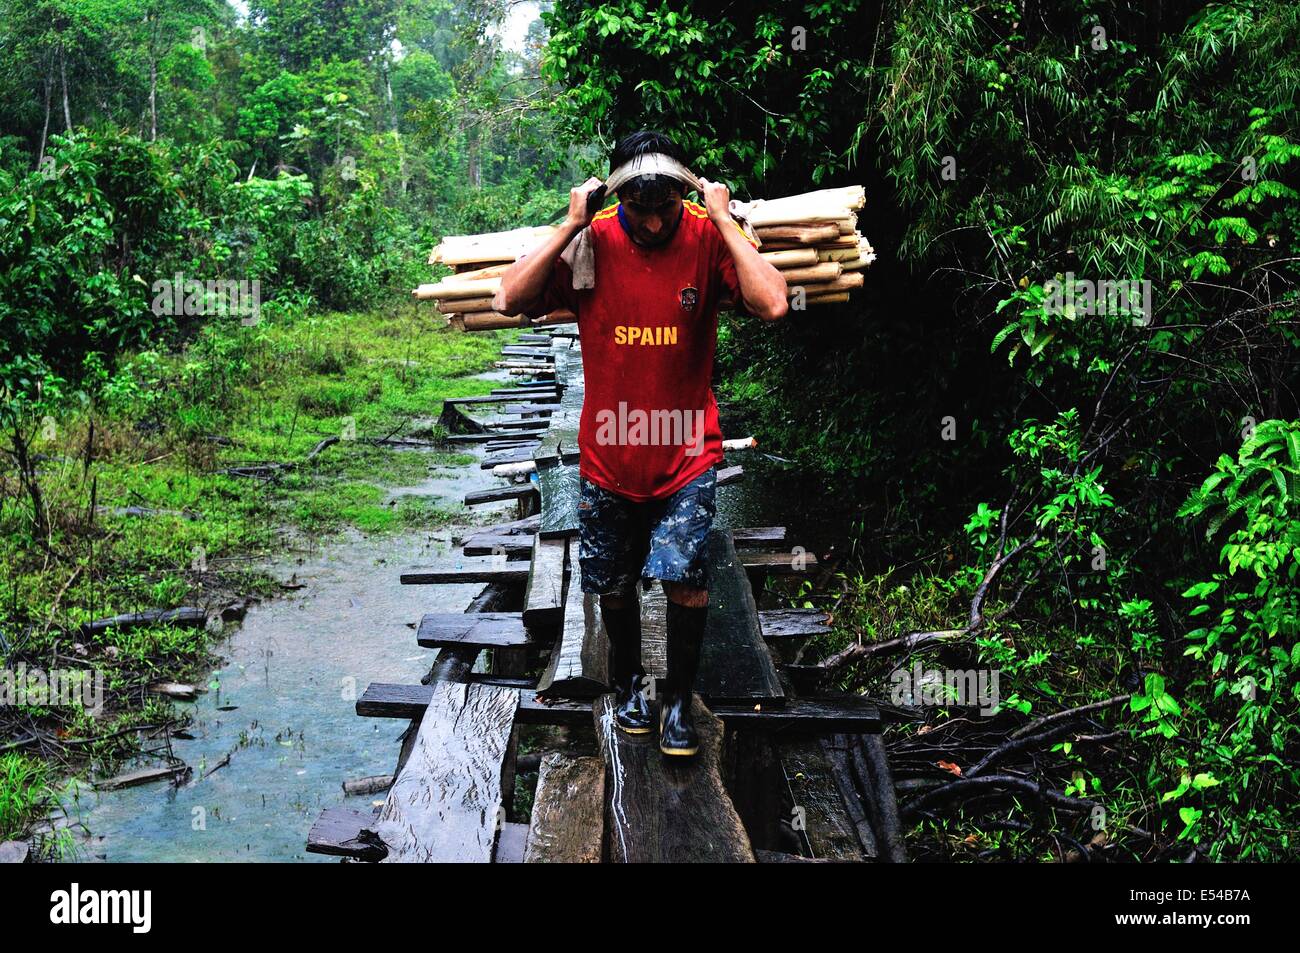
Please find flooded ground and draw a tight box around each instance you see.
[71,375,858,861]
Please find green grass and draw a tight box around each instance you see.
[0,299,520,838]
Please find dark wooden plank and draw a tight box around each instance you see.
[81,606,206,635]
[481,448,541,468]
[524,753,605,863]
[708,696,880,732]
[446,393,558,406]
[362,681,518,863]
[448,429,547,445]
[755,849,834,863]
[491,386,558,397]
[306,807,386,860]
[740,550,820,574]
[595,694,754,863]
[500,404,556,415]
[732,526,787,547]
[490,418,552,430]
[550,386,583,464]
[819,735,878,858]
[538,463,580,538]
[416,612,533,649]
[758,608,832,638]
[778,737,871,861]
[463,534,533,558]
[535,539,608,697]
[500,346,555,359]
[523,534,567,628]
[465,674,536,689]
[95,765,190,790]
[698,530,785,706]
[464,484,538,506]
[400,561,529,585]
[357,681,878,731]
[454,514,540,541]
[717,464,744,486]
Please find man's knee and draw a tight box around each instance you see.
[664,581,708,609]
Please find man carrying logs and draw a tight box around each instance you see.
[495,130,787,755]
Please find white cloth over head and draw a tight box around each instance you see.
[556,153,760,290]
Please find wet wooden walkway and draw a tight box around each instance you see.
[307,328,911,863]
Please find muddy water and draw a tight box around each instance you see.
[73,390,521,861]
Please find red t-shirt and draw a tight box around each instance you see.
[525,200,756,501]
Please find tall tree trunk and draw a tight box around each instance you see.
[37,59,53,166]
[467,130,481,189]
[149,55,157,141]
[59,44,72,131]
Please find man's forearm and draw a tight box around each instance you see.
[713,216,789,321]
[494,220,583,316]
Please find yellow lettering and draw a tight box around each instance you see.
[665,326,677,346]
[615,326,626,345]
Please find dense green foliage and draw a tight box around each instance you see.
[543,0,1300,859]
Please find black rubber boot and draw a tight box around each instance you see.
[601,599,652,734]
[660,599,707,756]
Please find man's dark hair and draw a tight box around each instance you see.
[609,130,690,204]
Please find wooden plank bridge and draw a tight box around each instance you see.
[307,327,912,863]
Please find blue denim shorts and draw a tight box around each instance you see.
[577,466,717,595]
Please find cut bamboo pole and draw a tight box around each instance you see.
[817,247,863,262]
[434,295,497,314]
[732,186,866,227]
[760,248,819,268]
[429,226,556,265]
[455,310,576,331]
[779,262,842,284]
[785,272,865,297]
[803,292,851,306]
[756,223,841,244]
[414,276,502,300]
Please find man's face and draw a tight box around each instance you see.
[619,186,684,247]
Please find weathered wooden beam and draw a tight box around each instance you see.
[464,484,538,507]
[779,737,872,861]
[731,526,788,547]
[523,534,567,628]
[462,534,533,558]
[699,530,785,706]
[740,550,820,574]
[524,753,605,863]
[400,561,529,585]
[361,681,518,863]
[536,539,609,698]
[538,464,580,538]
[595,694,755,863]
[306,807,387,861]
[416,612,534,650]
[758,608,833,638]
[358,682,879,731]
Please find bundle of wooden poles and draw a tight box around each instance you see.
[414,186,873,330]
